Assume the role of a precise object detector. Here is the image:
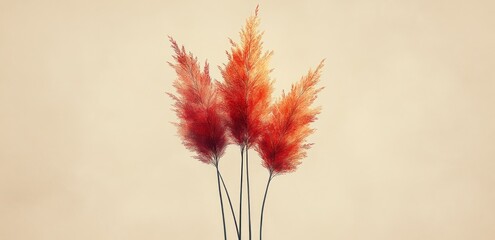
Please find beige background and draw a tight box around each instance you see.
[1,0,494,239]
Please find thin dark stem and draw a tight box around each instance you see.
[260,172,273,240]
[215,164,227,240]
[246,147,252,240]
[219,172,240,239]
[239,146,244,239]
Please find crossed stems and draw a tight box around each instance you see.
[215,160,275,240]
[214,154,240,240]
[215,146,250,240]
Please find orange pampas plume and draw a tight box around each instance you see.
[255,61,324,174]
[257,61,324,240]
[167,37,227,165]
[218,7,273,239]
[218,6,273,147]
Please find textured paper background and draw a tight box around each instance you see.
[1,1,494,239]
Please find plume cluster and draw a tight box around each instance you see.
[255,61,324,174]
[167,37,227,165]
[218,6,273,148]
[167,6,324,240]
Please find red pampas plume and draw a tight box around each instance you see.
[218,6,273,147]
[167,37,227,165]
[255,61,324,174]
